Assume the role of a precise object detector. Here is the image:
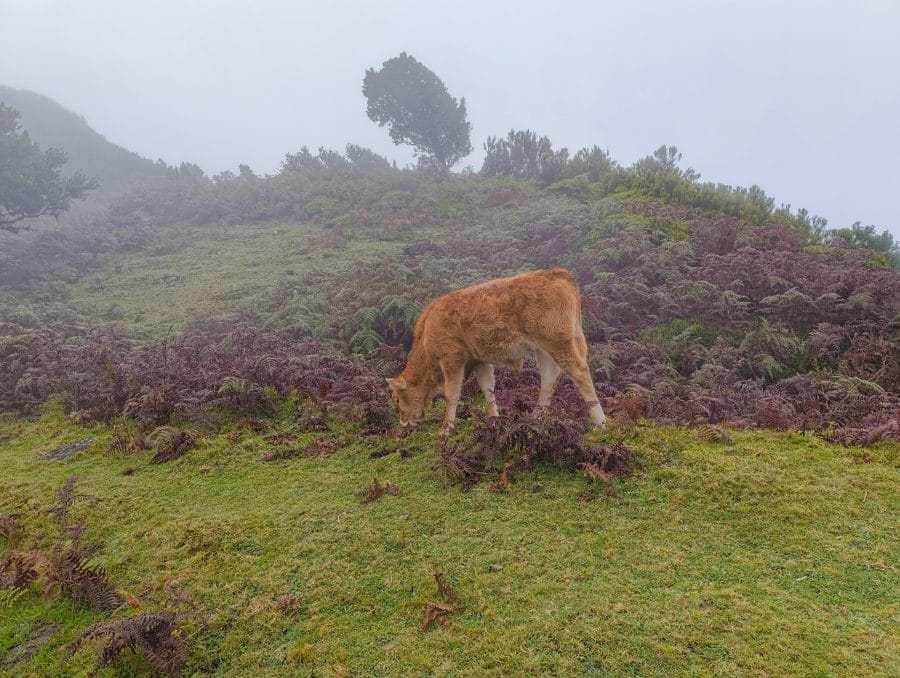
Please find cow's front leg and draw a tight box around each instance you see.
[439,359,466,438]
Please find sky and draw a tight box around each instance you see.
[1,0,898,237]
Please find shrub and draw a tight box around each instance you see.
[435,408,633,489]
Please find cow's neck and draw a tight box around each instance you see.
[403,344,441,393]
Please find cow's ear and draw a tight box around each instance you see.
[386,376,407,391]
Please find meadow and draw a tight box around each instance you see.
[2,403,897,676]
[2,145,899,675]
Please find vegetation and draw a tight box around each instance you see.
[363,52,472,171]
[481,129,615,184]
[0,90,898,674]
[1,148,897,443]
[830,221,900,269]
[1,405,897,675]
[0,103,98,232]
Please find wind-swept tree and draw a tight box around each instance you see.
[0,103,97,232]
[362,52,472,171]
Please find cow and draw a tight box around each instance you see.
[386,268,606,436]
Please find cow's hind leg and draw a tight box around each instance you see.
[535,347,562,408]
[439,358,466,437]
[473,362,498,417]
[542,336,606,428]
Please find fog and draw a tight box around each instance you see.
[1,0,898,236]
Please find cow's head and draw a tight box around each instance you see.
[386,375,428,427]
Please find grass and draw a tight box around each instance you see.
[2,404,898,676]
[6,202,900,674]
[68,221,407,338]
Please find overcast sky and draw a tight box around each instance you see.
[1,0,898,236]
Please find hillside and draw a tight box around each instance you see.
[0,86,166,198]
[1,141,899,675]
[3,156,898,438]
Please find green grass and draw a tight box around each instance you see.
[69,221,407,338]
[7,206,900,674]
[2,405,897,676]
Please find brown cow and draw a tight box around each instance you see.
[387,268,606,435]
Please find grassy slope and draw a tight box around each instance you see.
[3,209,899,675]
[1,405,898,676]
[70,221,407,338]
[0,86,167,197]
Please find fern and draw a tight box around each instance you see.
[695,424,735,444]
[43,543,122,612]
[349,327,383,355]
[0,586,26,608]
[68,612,186,677]
[1,550,39,589]
[147,426,197,464]
[218,376,247,394]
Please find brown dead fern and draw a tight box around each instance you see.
[695,424,735,444]
[44,475,88,528]
[0,513,20,540]
[43,542,122,612]
[824,418,899,447]
[261,436,339,462]
[356,478,402,503]
[0,550,40,589]
[106,423,136,456]
[68,612,186,677]
[432,571,457,602]
[148,427,198,464]
[421,601,455,631]
[421,570,462,631]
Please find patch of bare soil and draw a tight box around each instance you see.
[1,623,60,670]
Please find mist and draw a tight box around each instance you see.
[1,0,899,235]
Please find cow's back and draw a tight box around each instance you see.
[416,268,581,363]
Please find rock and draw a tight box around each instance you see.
[44,436,96,460]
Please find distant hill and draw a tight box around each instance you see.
[0,85,167,198]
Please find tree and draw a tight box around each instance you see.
[482,129,589,184]
[482,129,555,180]
[568,145,616,181]
[345,144,392,172]
[165,162,207,182]
[362,52,472,171]
[831,222,900,269]
[632,145,699,181]
[482,130,617,184]
[0,103,97,232]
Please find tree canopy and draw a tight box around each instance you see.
[362,52,472,171]
[482,129,566,182]
[482,129,616,184]
[831,222,900,268]
[0,103,97,232]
